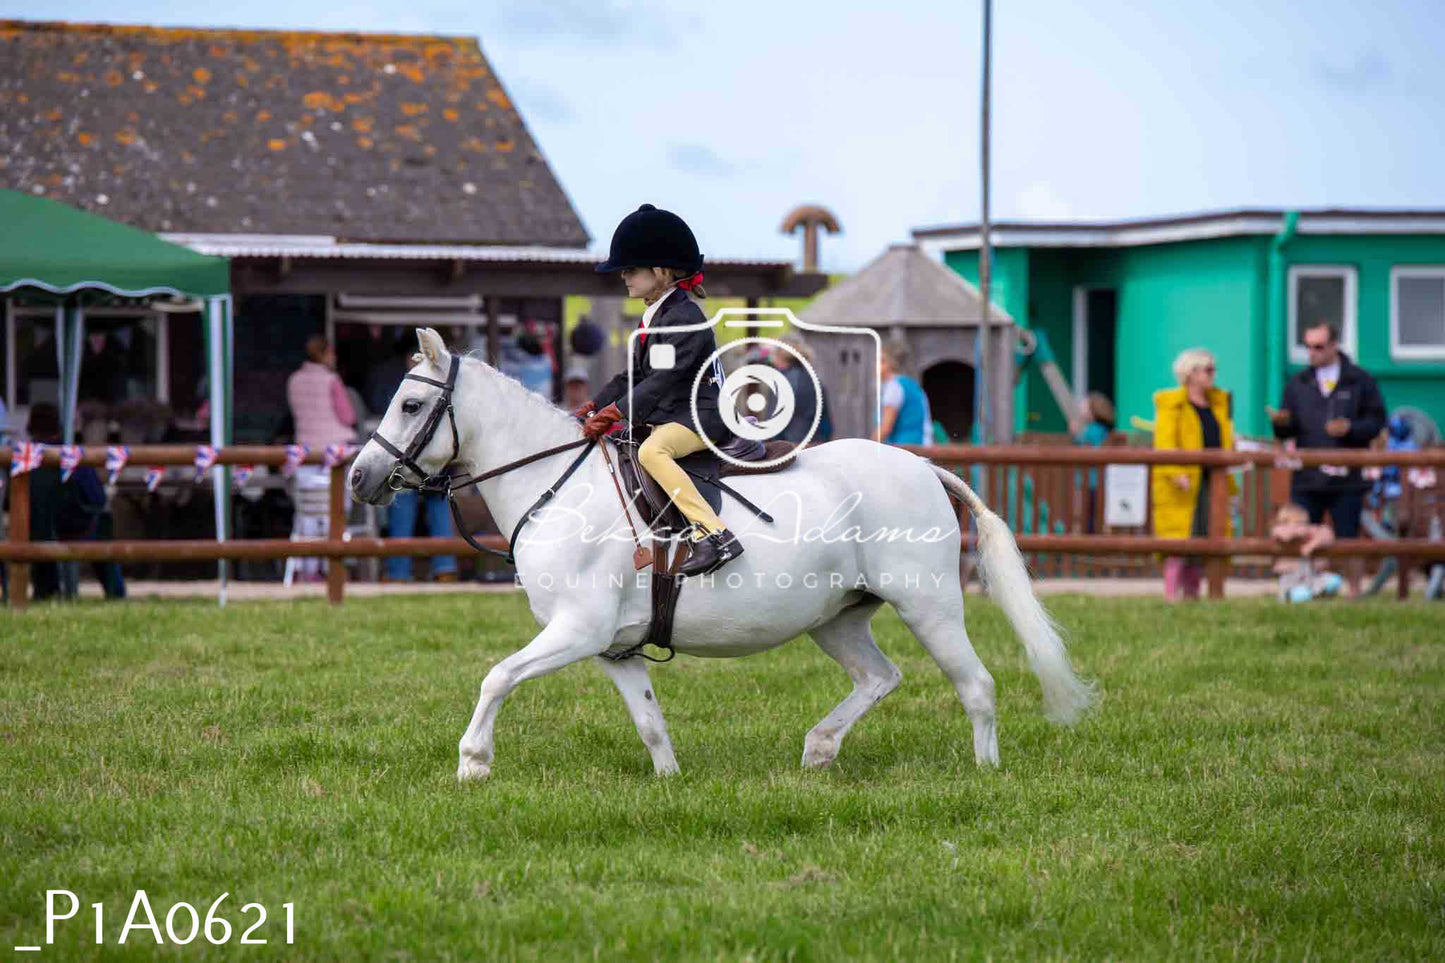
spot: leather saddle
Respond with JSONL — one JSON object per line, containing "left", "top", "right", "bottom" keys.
{"left": 602, "top": 429, "right": 799, "bottom": 663}
{"left": 613, "top": 430, "right": 798, "bottom": 539}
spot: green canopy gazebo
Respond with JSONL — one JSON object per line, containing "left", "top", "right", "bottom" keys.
{"left": 0, "top": 189, "right": 236, "bottom": 594}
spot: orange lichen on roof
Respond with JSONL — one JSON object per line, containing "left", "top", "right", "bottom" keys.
{"left": 0, "top": 19, "right": 586, "bottom": 245}
{"left": 302, "top": 91, "right": 345, "bottom": 112}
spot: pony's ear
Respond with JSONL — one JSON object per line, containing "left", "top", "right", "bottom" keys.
{"left": 416, "top": 327, "right": 447, "bottom": 368}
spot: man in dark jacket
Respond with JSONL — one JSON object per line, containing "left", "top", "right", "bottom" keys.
{"left": 1270, "top": 322, "right": 1386, "bottom": 593}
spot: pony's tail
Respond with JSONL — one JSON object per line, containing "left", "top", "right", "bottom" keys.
{"left": 931, "top": 465, "right": 1095, "bottom": 725}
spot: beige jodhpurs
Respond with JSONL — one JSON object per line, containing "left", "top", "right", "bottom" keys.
{"left": 637, "top": 422, "right": 726, "bottom": 537}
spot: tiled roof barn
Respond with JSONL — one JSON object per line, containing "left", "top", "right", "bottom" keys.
{"left": 0, "top": 20, "right": 589, "bottom": 246}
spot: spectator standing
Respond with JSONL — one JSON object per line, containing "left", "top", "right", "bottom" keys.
{"left": 2, "top": 403, "right": 122, "bottom": 601}
{"left": 1269, "top": 322, "right": 1386, "bottom": 596}
{"left": 772, "top": 331, "right": 823, "bottom": 445}
{"left": 287, "top": 336, "right": 357, "bottom": 449}
{"left": 500, "top": 321, "right": 555, "bottom": 400}
{"left": 877, "top": 340, "right": 932, "bottom": 446}
{"left": 1151, "top": 348, "right": 1238, "bottom": 601}
{"left": 1070, "top": 392, "right": 1116, "bottom": 534}
{"left": 363, "top": 334, "right": 414, "bottom": 420}
{"left": 562, "top": 364, "right": 592, "bottom": 413}
{"left": 286, "top": 336, "right": 357, "bottom": 580}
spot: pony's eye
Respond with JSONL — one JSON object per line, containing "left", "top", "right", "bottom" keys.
{"left": 402, "top": 399, "right": 423, "bottom": 415}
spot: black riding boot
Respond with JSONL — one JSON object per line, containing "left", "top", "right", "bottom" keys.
{"left": 678, "top": 528, "right": 744, "bottom": 577}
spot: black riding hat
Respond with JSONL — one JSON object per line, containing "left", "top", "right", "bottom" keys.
{"left": 594, "top": 203, "right": 704, "bottom": 274}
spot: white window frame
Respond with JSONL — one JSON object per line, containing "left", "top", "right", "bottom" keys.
{"left": 1287, "top": 265, "right": 1357, "bottom": 365}
{"left": 1389, "top": 265, "right": 1445, "bottom": 361}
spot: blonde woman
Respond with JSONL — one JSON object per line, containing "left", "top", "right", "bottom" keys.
{"left": 1151, "top": 348, "right": 1237, "bottom": 601}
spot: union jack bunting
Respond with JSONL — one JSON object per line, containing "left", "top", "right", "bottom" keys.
{"left": 1408, "top": 467, "right": 1438, "bottom": 490}
{"left": 282, "top": 444, "right": 310, "bottom": 477}
{"left": 233, "top": 465, "right": 255, "bottom": 487}
{"left": 105, "top": 446, "right": 131, "bottom": 486}
{"left": 10, "top": 441, "right": 44, "bottom": 477}
{"left": 144, "top": 466, "right": 165, "bottom": 493}
{"left": 59, "top": 445, "right": 83, "bottom": 483}
{"left": 323, "top": 443, "right": 353, "bottom": 469}
{"left": 193, "top": 445, "right": 220, "bottom": 482}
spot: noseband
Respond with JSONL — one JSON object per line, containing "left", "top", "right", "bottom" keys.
{"left": 370, "top": 355, "right": 462, "bottom": 494}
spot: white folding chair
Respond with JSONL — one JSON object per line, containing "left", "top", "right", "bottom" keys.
{"left": 284, "top": 476, "right": 384, "bottom": 586}
{"left": 283, "top": 482, "right": 338, "bottom": 587}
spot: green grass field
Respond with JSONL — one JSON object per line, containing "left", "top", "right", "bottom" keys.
{"left": 2, "top": 593, "right": 1442, "bottom": 961}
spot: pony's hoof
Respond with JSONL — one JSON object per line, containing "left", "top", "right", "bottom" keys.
{"left": 801, "top": 746, "right": 838, "bottom": 769}
{"left": 802, "top": 730, "right": 840, "bottom": 769}
{"left": 457, "top": 757, "right": 492, "bottom": 782}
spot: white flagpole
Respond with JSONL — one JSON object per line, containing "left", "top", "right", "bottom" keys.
{"left": 207, "top": 296, "right": 228, "bottom": 607}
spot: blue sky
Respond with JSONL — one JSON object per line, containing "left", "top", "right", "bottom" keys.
{"left": 6, "top": 0, "right": 1443, "bottom": 270}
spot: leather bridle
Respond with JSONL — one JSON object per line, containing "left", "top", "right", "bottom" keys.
{"left": 370, "top": 355, "right": 463, "bottom": 495}
{"left": 368, "top": 354, "right": 597, "bottom": 564}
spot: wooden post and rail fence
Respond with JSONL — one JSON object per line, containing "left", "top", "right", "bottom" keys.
{"left": 2, "top": 443, "right": 1442, "bottom": 609}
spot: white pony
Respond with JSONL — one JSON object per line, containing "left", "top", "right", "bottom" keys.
{"left": 350, "top": 329, "right": 1093, "bottom": 781}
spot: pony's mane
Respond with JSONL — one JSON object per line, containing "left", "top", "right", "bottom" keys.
{"left": 455, "top": 350, "right": 577, "bottom": 431}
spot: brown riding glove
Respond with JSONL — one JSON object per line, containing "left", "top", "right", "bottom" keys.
{"left": 582, "top": 403, "right": 623, "bottom": 440}
{"left": 570, "top": 399, "right": 596, "bottom": 420}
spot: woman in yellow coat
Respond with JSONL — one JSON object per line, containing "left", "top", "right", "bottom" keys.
{"left": 1151, "top": 348, "right": 1238, "bottom": 600}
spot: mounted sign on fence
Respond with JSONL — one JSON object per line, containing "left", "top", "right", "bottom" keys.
{"left": 1104, "top": 463, "right": 1149, "bottom": 528}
